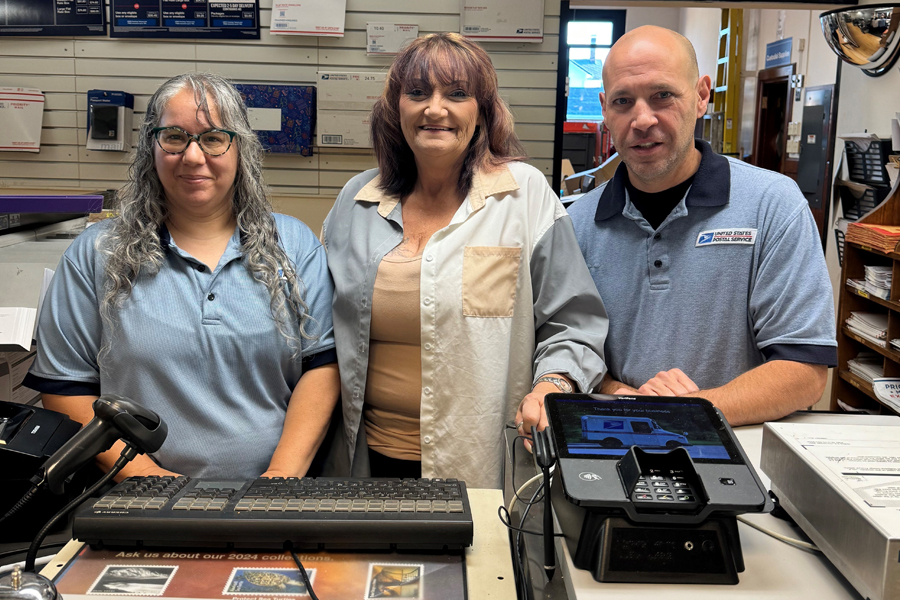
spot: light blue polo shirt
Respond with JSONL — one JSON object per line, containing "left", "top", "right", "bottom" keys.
{"left": 568, "top": 140, "right": 836, "bottom": 391}
{"left": 25, "top": 214, "right": 335, "bottom": 478}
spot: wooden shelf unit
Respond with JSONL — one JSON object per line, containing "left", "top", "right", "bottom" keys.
{"left": 831, "top": 188, "right": 900, "bottom": 415}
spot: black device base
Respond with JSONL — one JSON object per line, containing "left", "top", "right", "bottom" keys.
{"left": 566, "top": 511, "right": 743, "bottom": 584}
{"left": 0, "top": 401, "right": 83, "bottom": 542}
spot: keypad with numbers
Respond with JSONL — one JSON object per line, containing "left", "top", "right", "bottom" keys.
{"left": 631, "top": 469, "right": 700, "bottom": 510}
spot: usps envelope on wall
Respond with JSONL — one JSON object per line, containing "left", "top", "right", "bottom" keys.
{"left": 317, "top": 110, "right": 372, "bottom": 148}
{"left": 271, "top": 0, "right": 346, "bottom": 36}
{"left": 0, "top": 87, "right": 44, "bottom": 153}
{"left": 317, "top": 71, "right": 385, "bottom": 111}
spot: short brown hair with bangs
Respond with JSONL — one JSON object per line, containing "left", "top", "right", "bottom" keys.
{"left": 370, "top": 32, "right": 527, "bottom": 198}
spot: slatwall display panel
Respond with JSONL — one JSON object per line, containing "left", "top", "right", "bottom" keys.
{"left": 0, "top": 0, "right": 560, "bottom": 198}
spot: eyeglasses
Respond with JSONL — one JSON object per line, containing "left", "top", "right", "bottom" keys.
{"left": 151, "top": 126, "right": 236, "bottom": 156}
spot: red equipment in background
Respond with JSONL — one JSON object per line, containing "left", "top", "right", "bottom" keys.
{"left": 563, "top": 121, "right": 613, "bottom": 168}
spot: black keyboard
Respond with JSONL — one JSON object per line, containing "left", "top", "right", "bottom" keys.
{"left": 72, "top": 476, "right": 473, "bottom": 551}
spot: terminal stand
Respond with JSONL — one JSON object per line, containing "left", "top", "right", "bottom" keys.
{"left": 569, "top": 513, "right": 742, "bottom": 584}
{"left": 553, "top": 446, "right": 745, "bottom": 585}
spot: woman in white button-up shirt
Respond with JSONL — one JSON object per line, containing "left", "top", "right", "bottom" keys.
{"left": 323, "top": 34, "right": 609, "bottom": 489}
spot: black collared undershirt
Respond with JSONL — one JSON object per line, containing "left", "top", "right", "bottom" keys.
{"left": 625, "top": 174, "right": 695, "bottom": 231}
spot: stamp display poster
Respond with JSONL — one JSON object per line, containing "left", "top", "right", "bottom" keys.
{"left": 54, "top": 547, "right": 466, "bottom": 600}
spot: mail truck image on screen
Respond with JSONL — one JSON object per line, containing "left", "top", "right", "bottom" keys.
{"left": 579, "top": 416, "right": 691, "bottom": 449}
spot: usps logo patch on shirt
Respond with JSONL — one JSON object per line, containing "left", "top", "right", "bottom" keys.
{"left": 696, "top": 228, "right": 757, "bottom": 246}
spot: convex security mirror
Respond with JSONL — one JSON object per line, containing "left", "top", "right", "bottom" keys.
{"left": 820, "top": 5, "right": 900, "bottom": 77}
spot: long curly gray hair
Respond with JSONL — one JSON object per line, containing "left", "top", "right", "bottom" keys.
{"left": 98, "top": 72, "right": 313, "bottom": 355}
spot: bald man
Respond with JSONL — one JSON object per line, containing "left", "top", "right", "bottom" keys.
{"left": 568, "top": 26, "right": 837, "bottom": 426}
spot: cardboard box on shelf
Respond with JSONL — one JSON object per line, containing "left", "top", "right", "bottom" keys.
{"left": 563, "top": 153, "right": 621, "bottom": 196}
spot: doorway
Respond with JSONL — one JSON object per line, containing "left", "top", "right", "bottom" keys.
{"left": 551, "top": 2, "right": 625, "bottom": 194}
{"left": 751, "top": 64, "right": 794, "bottom": 173}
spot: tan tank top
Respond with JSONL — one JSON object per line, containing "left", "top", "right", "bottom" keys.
{"left": 363, "top": 254, "right": 422, "bottom": 461}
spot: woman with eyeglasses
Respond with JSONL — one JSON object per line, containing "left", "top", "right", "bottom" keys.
{"left": 24, "top": 73, "right": 339, "bottom": 480}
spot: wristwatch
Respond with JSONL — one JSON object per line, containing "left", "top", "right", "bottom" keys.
{"left": 535, "top": 375, "right": 574, "bottom": 393}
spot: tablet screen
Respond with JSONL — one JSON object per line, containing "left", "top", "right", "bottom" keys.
{"left": 545, "top": 395, "right": 742, "bottom": 464}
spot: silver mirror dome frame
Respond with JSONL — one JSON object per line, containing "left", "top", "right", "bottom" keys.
{"left": 820, "top": 4, "right": 900, "bottom": 77}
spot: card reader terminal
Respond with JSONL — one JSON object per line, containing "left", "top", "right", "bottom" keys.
{"left": 544, "top": 394, "right": 772, "bottom": 584}
{"left": 545, "top": 394, "right": 770, "bottom": 523}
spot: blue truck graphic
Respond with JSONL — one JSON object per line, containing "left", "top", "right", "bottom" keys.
{"left": 579, "top": 415, "right": 691, "bottom": 449}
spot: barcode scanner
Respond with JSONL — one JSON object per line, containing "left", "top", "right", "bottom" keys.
{"left": 34, "top": 395, "right": 168, "bottom": 494}
{"left": 0, "top": 395, "right": 168, "bottom": 577}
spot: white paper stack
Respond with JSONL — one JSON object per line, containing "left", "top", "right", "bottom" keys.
{"left": 864, "top": 265, "right": 892, "bottom": 300}
{"left": 891, "top": 338, "right": 900, "bottom": 351}
{"left": 0, "top": 307, "right": 36, "bottom": 352}
{"left": 847, "top": 352, "right": 884, "bottom": 382}
{"left": 847, "top": 278, "right": 867, "bottom": 292}
{"left": 836, "top": 398, "right": 879, "bottom": 414}
{"left": 846, "top": 311, "right": 889, "bottom": 347}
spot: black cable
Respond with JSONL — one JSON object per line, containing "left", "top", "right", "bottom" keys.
{"left": 498, "top": 503, "right": 566, "bottom": 537}
{"left": 504, "top": 425, "right": 535, "bottom": 600}
{"left": 0, "top": 485, "right": 42, "bottom": 526}
{"left": 509, "top": 493, "right": 532, "bottom": 600}
{"left": 506, "top": 430, "right": 549, "bottom": 508}
{"left": 0, "top": 542, "right": 66, "bottom": 562}
{"left": 514, "top": 481, "right": 543, "bottom": 598}
{"left": 506, "top": 424, "right": 536, "bottom": 506}
{"left": 506, "top": 521, "right": 525, "bottom": 600}
{"left": 541, "top": 467, "right": 555, "bottom": 578}
{"left": 289, "top": 550, "right": 319, "bottom": 600}
{"left": 531, "top": 426, "right": 556, "bottom": 580}
{"left": 25, "top": 443, "right": 138, "bottom": 572}
{"left": 506, "top": 423, "right": 524, "bottom": 504}
{"left": 500, "top": 504, "right": 544, "bottom": 536}
{"left": 503, "top": 425, "right": 560, "bottom": 597}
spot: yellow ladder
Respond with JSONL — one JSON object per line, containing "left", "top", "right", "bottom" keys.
{"left": 713, "top": 8, "right": 742, "bottom": 156}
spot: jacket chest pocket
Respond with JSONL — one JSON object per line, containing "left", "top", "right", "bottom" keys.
{"left": 462, "top": 246, "right": 522, "bottom": 318}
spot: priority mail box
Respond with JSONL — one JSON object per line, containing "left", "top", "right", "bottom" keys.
{"left": 0, "top": 87, "right": 44, "bottom": 153}
{"left": 317, "top": 110, "right": 372, "bottom": 148}
{"left": 317, "top": 71, "right": 385, "bottom": 111}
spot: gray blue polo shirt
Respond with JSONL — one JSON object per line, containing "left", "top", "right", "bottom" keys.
{"left": 568, "top": 140, "right": 836, "bottom": 391}
{"left": 25, "top": 214, "right": 335, "bottom": 478}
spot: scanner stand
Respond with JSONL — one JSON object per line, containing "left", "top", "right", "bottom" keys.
{"left": 571, "top": 512, "right": 743, "bottom": 584}
{"left": 558, "top": 446, "right": 744, "bottom": 584}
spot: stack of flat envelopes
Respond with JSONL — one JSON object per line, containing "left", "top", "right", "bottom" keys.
{"left": 846, "top": 311, "right": 888, "bottom": 347}
{"left": 846, "top": 223, "right": 900, "bottom": 254}
{"left": 864, "top": 265, "right": 892, "bottom": 300}
{"left": 847, "top": 351, "right": 884, "bottom": 382}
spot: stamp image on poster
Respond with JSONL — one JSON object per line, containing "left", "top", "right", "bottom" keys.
{"left": 224, "top": 567, "right": 316, "bottom": 595}
{"left": 365, "top": 563, "right": 424, "bottom": 599}
{"left": 86, "top": 565, "right": 178, "bottom": 596}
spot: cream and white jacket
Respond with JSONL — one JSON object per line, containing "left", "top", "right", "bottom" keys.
{"left": 323, "top": 162, "right": 608, "bottom": 489}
